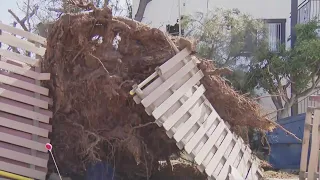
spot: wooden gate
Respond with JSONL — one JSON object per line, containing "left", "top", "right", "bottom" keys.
{"left": 130, "top": 48, "right": 263, "bottom": 180}
{"left": 0, "top": 22, "right": 51, "bottom": 180}
{"left": 299, "top": 96, "right": 320, "bottom": 180}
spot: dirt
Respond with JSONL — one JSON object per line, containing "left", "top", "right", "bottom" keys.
{"left": 42, "top": 3, "right": 274, "bottom": 179}
{"left": 263, "top": 171, "right": 298, "bottom": 179}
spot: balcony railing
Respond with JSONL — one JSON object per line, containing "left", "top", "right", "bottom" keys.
{"left": 298, "top": 0, "right": 320, "bottom": 24}
{"left": 297, "top": 89, "right": 320, "bottom": 114}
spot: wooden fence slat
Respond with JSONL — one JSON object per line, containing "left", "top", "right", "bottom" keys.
{"left": 205, "top": 132, "right": 233, "bottom": 176}
{"left": 0, "top": 116, "right": 49, "bottom": 137}
{"left": 0, "top": 147, "right": 47, "bottom": 167}
{"left": 184, "top": 112, "right": 219, "bottom": 154}
{"left": 0, "top": 161, "right": 46, "bottom": 180}
{"left": 307, "top": 109, "right": 320, "bottom": 180}
{"left": 0, "top": 102, "right": 50, "bottom": 123}
{"left": 194, "top": 123, "right": 226, "bottom": 164}
{"left": 0, "top": 132, "right": 47, "bottom": 152}
{"left": 0, "top": 22, "right": 46, "bottom": 46}
{"left": 0, "top": 61, "right": 50, "bottom": 80}
{"left": 152, "top": 70, "right": 203, "bottom": 119}
{"left": 0, "top": 88, "right": 48, "bottom": 109}
{"left": 0, "top": 49, "right": 39, "bottom": 66}
{"left": 159, "top": 48, "right": 191, "bottom": 74}
{"left": 0, "top": 32, "right": 46, "bottom": 56}
{"left": 247, "top": 161, "right": 259, "bottom": 180}
{"left": 173, "top": 101, "right": 206, "bottom": 142}
{"left": 300, "top": 108, "right": 312, "bottom": 177}
{"left": 141, "top": 59, "right": 197, "bottom": 107}
{"left": 0, "top": 74, "right": 49, "bottom": 95}
{"left": 218, "top": 139, "right": 241, "bottom": 180}
{"left": 163, "top": 85, "right": 205, "bottom": 131}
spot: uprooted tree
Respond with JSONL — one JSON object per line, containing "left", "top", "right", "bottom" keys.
{"left": 41, "top": 2, "right": 274, "bottom": 178}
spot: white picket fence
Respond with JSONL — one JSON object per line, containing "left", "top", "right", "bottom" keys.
{"left": 131, "top": 48, "right": 263, "bottom": 180}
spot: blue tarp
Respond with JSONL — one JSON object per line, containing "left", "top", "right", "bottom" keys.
{"left": 86, "top": 162, "right": 116, "bottom": 180}
{"left": 267, "top": 113, "right": 307, "bottom": 169}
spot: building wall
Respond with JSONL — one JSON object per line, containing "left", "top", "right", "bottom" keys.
{"left": 132, "top": 0, "right": 306, "bottom": 119}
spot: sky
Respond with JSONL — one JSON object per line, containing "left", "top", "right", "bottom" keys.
{"left": 0, "top": 0, "right": 21, "bottom": 24}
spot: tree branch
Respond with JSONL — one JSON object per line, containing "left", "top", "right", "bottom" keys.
{"left": 48, "top": 8, "right": 66, "bottom": 13}
{"left": 297, "top": 75, "right": 320, "bottom": 99}
{"left": 8, "top": 5, "right": 38, "bottom": 32}
{"left": 134, "top": 0, "right": 152, "bottom": 22}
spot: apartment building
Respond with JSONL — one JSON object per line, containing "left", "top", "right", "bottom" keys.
{"left": 133, "top": 0, "right": 319, "bottom": 119}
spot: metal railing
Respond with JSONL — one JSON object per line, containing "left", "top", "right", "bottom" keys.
{"left": 298, "top": 0, "right": 320, "bottom": 24}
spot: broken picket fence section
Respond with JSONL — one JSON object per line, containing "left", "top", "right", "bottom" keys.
{"left": 0, "top": 22, "right": 51, "bottom": 180}
{"left": 299, "top": 96, "right": 320, "bottom": 180}
{"left": 131, "top": 47, "right": 263, "bottom": 180}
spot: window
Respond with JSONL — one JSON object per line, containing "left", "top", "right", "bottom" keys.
{"left": 264, "top": 19, "right": 286, "bottom": 52}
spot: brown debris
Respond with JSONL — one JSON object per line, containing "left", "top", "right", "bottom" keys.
{"left": 43, "top": 5, "right": 274, "bottom": 178}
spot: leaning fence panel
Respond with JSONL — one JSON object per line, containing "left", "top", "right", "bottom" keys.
{"left": 131, "top": 47, "right": 263, "bottom": 180}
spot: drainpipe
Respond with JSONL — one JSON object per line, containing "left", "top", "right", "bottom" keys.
{"left": 178, "top": 0, "right": 182, "bottom": 36}
{"left": 291, "top": 0, "right": 298, "bottom": 116}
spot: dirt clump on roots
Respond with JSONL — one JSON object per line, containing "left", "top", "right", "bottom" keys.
{"left": 43, "top": 4, "right": 274, "bottom": 178}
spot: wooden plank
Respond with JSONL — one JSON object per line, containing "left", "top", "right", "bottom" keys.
{"left": 0, "top": 161, "right": 46, "bottom": 180}
{"left": 218, "top": 139, "right": 242, "bottom": 180}
{"left": 31, "top": 45, "right": 42, "bottom": 171}
{"left": 0, "top": 132, "right": 47, "bottom": 152}
{"left": 0, "top": 84, "right": 51, "bottom": 106}
{"left": 185, "top": 116, "right": 220, "bottom": 154}
{"left": 0, "top": 88, "right": 48, "bottom": 109}
{"left": 0, "top": 111, "right": 52, "bottom": 132}
{"left": 0, "top": 116, "right": 49, "bottom": 137}
{"left": 0, "top": 49, "right": 39, "bottom": 66}
{"left": 152, "top": 70, "right": 203, "bottom": 119}
{"left": 173, "top": 101, "right": 206, "bottom": 142}
{"left": 205, "top": 132, "right": 233, "bottom": 176}
{"left": 194, "top": 123, "right": 226, "bottom": 165}
{"left": 0, "top": 22, "right": 46, "bottom": 46}
{"left": 247, "top": 161, "right": 259, "bottom": 180}
{"left": 307, "top": 109, "right": 320, "bottom": 180}
{"left": 141, "top": 59, "right": 197, "bottom": 107}
{"left": 163, "top": 85, "right": 205, "bottom": 131}
{"left": 0, "top": 61, "right": 50, "bottom": 80}
{"left": 176, "top": 104, "right": 217, "bottom": 144}
{"left": 0, "top": 102, "right": 50, "bottom": 123}
{"left": 0, "top": 32, "right": 46, "bottom": 56}
{"left": 300, "top": 108, "right": 312, "bottom": 176}
{"left": 0, "top": 74, "right": 49, "bottom": 95}
{"left": 159, "top": 48, "right": 191, "bottom": 74}
{"left": 0, "top": 97, "right": 52, "bottom": 118}
{"left": 0, "top": 147, "right": 47, "bottom": 167}
{"left": 238, "top": 149, "right": 250, "bottom": 177}
{"left": 0, "top": 126, "right": 49, "bottom": 144}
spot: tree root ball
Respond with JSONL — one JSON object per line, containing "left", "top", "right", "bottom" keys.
{"left": 43, "top": 7, "right": 273, "bottom": 178}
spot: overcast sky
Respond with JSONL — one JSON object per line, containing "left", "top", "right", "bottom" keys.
{"left": 0, "top": 0, "right": 22, "bottom": 24}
